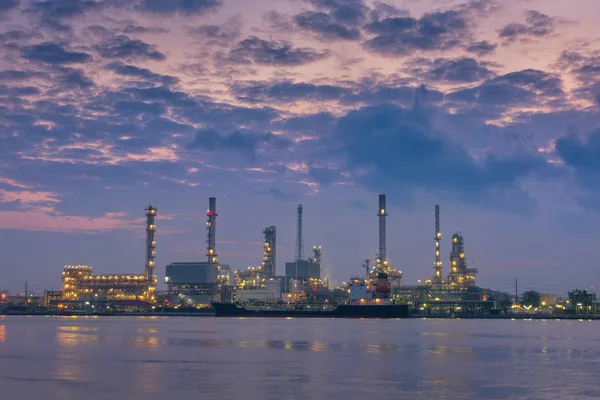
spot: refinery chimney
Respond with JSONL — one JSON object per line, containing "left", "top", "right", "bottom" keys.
{"left": 377, "top": 194, "right": 387, "bottom": 264}
{"left": 206, "top": 197, "right": 218, "bottom": 266}
{"left": 145, "top": 204, "right": 157, "bottom": 301}
{"left": 434, "top": 205, "right": 442, "bottom": 283}
{"left": 295, "top": 204, "right": 304, "bottom": 261}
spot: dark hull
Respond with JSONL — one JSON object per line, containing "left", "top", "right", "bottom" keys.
{"left": 212, "top": 303, "right": 410, "bottom": 318}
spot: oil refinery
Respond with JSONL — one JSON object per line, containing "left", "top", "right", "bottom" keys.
{"left": 30, "top": 192, "right": 520, "bottom": 317}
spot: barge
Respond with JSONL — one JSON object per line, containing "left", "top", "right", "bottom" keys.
{"left": 211, "top": 302, "right": 410, "bottom": 318}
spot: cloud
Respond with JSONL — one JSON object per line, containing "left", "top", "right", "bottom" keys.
{"left": 21, "top": 42, "right": 92, "bottom": 64}
{"left": 326, "top": 103, "right": 550, "bottom": 213}
{"left": 123, "top": 24, "right": 169, "bottom": 34}
{"left": 93, "top": 34, "right": 165, "bottom": 61}
{"left": 26, "top": 0, "right": 101, "bottom": 32}
{"left": 556, "top": 130, "right": 600, "bottom": 172}
{"left": 555, "top": 129, "right": 600, "bottom": 211}
{"left": 293, "top": 11, "right": 361, "bottom": 41}
{"left": 231, "top": 81, "right": 350, "bottom": 103}
{"left": 304, "top": 0, "right": 368, "bottom": 26}
{"left": 186, "top": 20, "right": 240, "bottom": 45}
{"left": 230, "top": 79, "right": 442, "bottom": 108}
{"left": 226, "top": 36, "right": 329, "bottom": 66}
{"left": 466, "top": 40, "right": 497, "bottom": 56}
{"left": 106, "top": 61, "right": 178, "bottom": 85}
{"left": 0, "top": 188, "right": 60, "bottom": 204}
{"left": 0, "top": 176, "right": 31, "bottom": 189}
{"left": 0, "top": 0, "right": 19, "bottom": 11}
{"left": 553, "top": 50, "right": 600, "bottom": 104}
{"left": 138, "top": 0, "right": 222, "bottom": 15}
{"left": 425, "top": 57, "right": 495, "bottom": 83}
{"left": 0, "top": 69, "right": 48, "bottom": 80}
{"left": 0, "top": 30, "right": 41, "bottom": 43}
{"left": 188, "top": 128, "right": 290, "bottom": 161}
{"left": 446, "top": 69, "right": 565, "bottom": 109}
{"left": 499, "top": 10, "right": 566, "bottom": 43}
{"left": 362, "top": 9, "right": 470, "bottom": 56}
{"left": 0, "top": 205, "right": 146, "bottom": 232}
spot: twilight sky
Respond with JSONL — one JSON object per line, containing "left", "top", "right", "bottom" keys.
{"left": 1, "top": 0, "right": 600, "bottom": 295}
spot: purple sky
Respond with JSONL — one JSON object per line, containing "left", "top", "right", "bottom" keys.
{"left": 1, "top": 0, "right": 600, "bottom": 295}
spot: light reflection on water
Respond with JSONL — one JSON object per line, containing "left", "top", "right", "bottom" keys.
{"left": 0, "top": 317, "right": 598, "bottom": 399}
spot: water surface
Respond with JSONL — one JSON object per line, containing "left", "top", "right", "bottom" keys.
{"left": 0, "top": 316, "right": 598, "bottom": 399}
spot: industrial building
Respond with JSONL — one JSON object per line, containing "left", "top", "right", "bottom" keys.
{"left": 369, "top": 195, "right": 402, "bottom": 289}
{"left": 284, "top": 205, "right": 322, "bottom": 280}
{"left": 59, "top": 205, "right": 158, "bottom": 305}
{"left": 235, "top": 225, "right": 277, "bottom": 289}
{"left": 164, "top": 197, "right": 225, "bottom": 305}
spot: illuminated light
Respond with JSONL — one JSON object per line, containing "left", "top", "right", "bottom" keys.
{"left": 380, "top": 209, "right": 385, "bottom": 214}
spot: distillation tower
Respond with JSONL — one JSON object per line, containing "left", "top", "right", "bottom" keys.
{"left": 61, "top": 205, "right": 157, "bottom": 303}
{"left": 371, "top": 194, "right": 402, "bottom": 288}
{"left": 145, "top": 205, "right": 157, "bottom": 301}
{"left": 433, "top": 205, "right": 443, "bottom": 284}
{"left": 295, "top": 204, "right": 304, "bottom": 261}
{"left": 447, "top": 232, "right": 478, "bottom": 286}
{"left": 262, "top": 226, "right": 276, "bottom": 279}
{"left": 206, "top": 197, "right": 218, "bottom": 267}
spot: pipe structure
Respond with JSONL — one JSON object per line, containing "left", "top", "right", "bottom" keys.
{"left": 145, "top": 205, "right": 157, "bottom": 302}
{"left": 295, "top": 204, "right": 304, "bottom": 261}
{"left": 206, "top": 197, "right": 218, "bottom": 266}
{"left": 434, "top": 205, "right": 443, "bottom": 283}
{"left": 311, "top": 246, "right": 322, "bottom": 264}
{"left": 262, "top": 226, "right": 276, "bottom": 278}
{"left": 377, "top": 194, "right": 387, "bottom": 265}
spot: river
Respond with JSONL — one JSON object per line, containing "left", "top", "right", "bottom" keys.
{"left": 0, "top": 316, "right": 598, "bottom": 399}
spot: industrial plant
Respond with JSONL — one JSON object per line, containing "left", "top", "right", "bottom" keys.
{"left": 28, "top": 191, "right": 529, "bottom": 317}
{"left": 57, "top": 205, "right": 158, "bottom": 309}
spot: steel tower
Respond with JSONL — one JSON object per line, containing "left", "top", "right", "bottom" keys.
{"left": 433, "top": 205, "right": 443, "bottom": 283}
{"left": 377, "top": 194, "right": 387, "bottom": 266}
{"left": 206, "top": 197, "right": 218, "bottom": 266}
{"left": 262, "top": 226, "right": 276, "bottom": 278}
{"left": 145, "top": 205, "right": 157, "bottom": 301}
{"left": 295, "top": 204, "right": 304, "bottom": 261}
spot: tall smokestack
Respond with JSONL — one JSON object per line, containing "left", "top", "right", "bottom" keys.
{"left": 295, "top": 204, "right": 304, "bottom": 261}
{"left": 206, "top": 197, "right": 218, "bottom": 266}
{"left": 378, "top": 194, "right": 387, "bottom": 264}
{"left": 145, "top": 204, "right": 157, "bottom": 301}
{"left": 434, "top": 205, "right": 442, "bottom": 283}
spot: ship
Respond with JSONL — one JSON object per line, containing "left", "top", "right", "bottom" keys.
{"left": 211, "top": 301, "right": 409, "bottom": 318}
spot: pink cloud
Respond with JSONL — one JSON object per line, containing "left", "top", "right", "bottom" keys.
{"left": 0, "top": 206, "right": 144, "bottom": 233}
{"left": 19, "top": 140, "right": 179, "bottom": 166}
{"left": 0, "top": 189, "right": 60, "bottom": 204}
{"left": 0, "top": 177, "right": 32, "bottom": 189}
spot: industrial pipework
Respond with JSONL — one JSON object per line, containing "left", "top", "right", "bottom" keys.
{"left": 434, "top": 205, "right": 443, "bottom": 283}
{"left": 145, "top": 205, "right": 157, "bottom": 286}
{"left": 207, "top": 197, "right": 218, "bottom": 266}
{"left": 263, "top": 226, "right": 276, "bottom": 278}
{"left": 378, "top": 194, "right": 387, "bottom": 265}
{"left": 311, "top": 246, "right": 322, "bottom": 264}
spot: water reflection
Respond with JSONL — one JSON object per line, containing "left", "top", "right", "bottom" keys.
{"left": 54, "top": 355, "right": 82, "bottom": 381}
{"left": 167, "top": 338, "right": 412, "bottom": 354}
{"left": 133, "top": 361, "right": 160, "bottom": 394}
{"left": 2, "top": 318, "right": 600, "bottom": 400}
{"left": 56, "top": 325, "right": 99, "bottom": 347}
{"left": 135, "top": 336, "right": 160, "bottom": 348}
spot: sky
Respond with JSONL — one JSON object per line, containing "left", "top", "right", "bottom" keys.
{"left": 1, "top": 0, "right": 600, "bottom": 295}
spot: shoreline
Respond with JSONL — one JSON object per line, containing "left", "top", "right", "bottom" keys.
{"left": 0, "top": 311, "right": 597, "bottom": 320}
